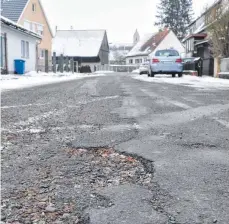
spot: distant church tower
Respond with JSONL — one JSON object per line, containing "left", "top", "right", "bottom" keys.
{"left": 133, "top": 29, "right": 140, "bottom": 45}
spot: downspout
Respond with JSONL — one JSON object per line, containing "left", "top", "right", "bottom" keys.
{"left": 36, "top": 39, "right": 42, "bottom": 72}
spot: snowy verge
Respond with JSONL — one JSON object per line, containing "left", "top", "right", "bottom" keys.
{"left": 1, "top": 72, "right": 104, "bottom": 91}
{"left": 132, "top": 74, "right": 229, "bottom": 90}
{"left": 132, "top": 69, "right": 140, "bottom": 73}
{"left": 93, "top": 71, "right": 114, "bottom": 74}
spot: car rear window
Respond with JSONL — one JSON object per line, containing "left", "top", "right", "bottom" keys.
{"left": 155, "top": 50, "right": 179, "bottom": 57}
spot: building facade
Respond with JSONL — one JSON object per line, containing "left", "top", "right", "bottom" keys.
{"left": 1, "top": 0, "right": 53, "bottom": 72}
{"left": 1, "top": 16, "right": 41, "bottom": 73}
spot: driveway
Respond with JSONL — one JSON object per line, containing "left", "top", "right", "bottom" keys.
{"left": 1, "top": 73, "right": 229, "bottom": 224}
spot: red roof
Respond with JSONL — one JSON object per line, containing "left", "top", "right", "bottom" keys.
{"left": 140, "top": 28, "right": 170, "bottom": 52}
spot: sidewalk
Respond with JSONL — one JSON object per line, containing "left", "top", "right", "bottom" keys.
{"left": 1, "top": 71, "right": 105, "bottom": 91}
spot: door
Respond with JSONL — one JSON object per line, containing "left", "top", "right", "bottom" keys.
{"left": 45, "top": 49, "right": 49, "bottom": 73}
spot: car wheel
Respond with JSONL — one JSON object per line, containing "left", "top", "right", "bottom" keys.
{"left": 139, "top": 72, "right": 142, "bottom": 75}
{"left": 172, "top": 73, "right": 176, "bottom": 78}
{"left": 150, "top": 71, "right": 155, "bottom": 77}
{"left": 178, "top": 73, "right": 183, "bottom": 77}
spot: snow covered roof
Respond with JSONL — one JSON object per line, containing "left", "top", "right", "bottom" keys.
{"left": 53, "top": 30, "right": 106, "bottom": 57}
{"left": 126, "top": 29, "right": 170, "bottom": 58}
{"left": 1, "top": 15, "right": 42, "bottom": 39}
{"left": 126, "top": 33, "right": 153, "bottom": 57}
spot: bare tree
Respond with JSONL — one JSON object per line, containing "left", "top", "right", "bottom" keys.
{"left": 112, "top": 50, "right": 125, "bottom": 64}
{"left": 207, "top": 0, "right": 229, "bottom": 58}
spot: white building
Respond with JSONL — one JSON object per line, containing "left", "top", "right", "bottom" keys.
{"left": 126, "top": 28, "right": 185, "bottom": 65}
{"left": 1, "top": 16, "right": 41, "bottom": 74}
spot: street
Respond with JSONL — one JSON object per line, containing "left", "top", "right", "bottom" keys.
{"left": 1, "top": 73, "right": 229, "bottom": 224}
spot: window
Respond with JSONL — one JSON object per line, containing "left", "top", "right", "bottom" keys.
{"left": 21, "top": 40, "right": 25, "bottom": 58}
{"left": 31, "top": 23, "right": 36, "bottom": 32}
{"left": 37, "top": 24, "right": 44, "bottom": 36}
{"left": 21, "top": 40, "right": 29, "bottom": 58}
{"left": 139, "top": 59, "right": 142, "bottom": 63}
{"left": 26, "top": 41, "right": 29, "bottom": 58}
{"left": 40, "top": 49, "right": 45, "bottom": 58}
{"left": 24, "top": 21, "right": 31, "bottom": 30}
{"left": 32, "top": 3, "right": 36, "bottom": 12}
{"left": 129, "top": 59, "right": 133, "bottom": 64}
{"left": 155, "top": 50, "right": 179, "bottom": 56}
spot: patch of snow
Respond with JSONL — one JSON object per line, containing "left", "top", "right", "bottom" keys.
{"left": 132, "top": 74, "right": 229, "bottom": 90}
{"left": 1, "top": 16, "right": 41, "bottom": 39}
{"left": 132, "top": 69, "right": 140, "bottom": 73}
{"left": 1, "top": 72, "right": 104, "bottom": 91}
{"left": 219, "top": 72, "right": 229, "bottom": 75}
{"left": 93, "top": 71, "right": 114, "bottom": 74}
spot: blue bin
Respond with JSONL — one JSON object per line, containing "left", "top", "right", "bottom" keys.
{"left": 14, "top": 59, "right": 25, "bottom": 75}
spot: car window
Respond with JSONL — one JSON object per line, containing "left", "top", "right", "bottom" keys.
{"left": 155, "top": 50, "right": 179, "bottom": 57}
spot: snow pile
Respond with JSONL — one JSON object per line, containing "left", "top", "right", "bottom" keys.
{"left": 1, "top": 72, "right": 104, "bottom": 91}
{"left": 132, "top": 69, "right": 140, "bottom": 73}
{"left": 132, "top": 74, "right": 229, "bottom": 90}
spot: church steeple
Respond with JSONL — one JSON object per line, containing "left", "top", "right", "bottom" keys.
{"left": 133, "top": 29, "right": 140, "bottom": 45}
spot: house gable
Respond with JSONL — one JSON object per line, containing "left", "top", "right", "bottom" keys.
{"left": 17, "top": 0, "right": 53, "bottom": 55}
{"left": 99, "top": 31, "right": 109, "bottom": 64}
{"left": 149, "top": 31, "right": 185, "bottom": 57}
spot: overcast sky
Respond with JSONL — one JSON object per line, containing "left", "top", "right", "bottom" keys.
{"left": 41, "top": 0, "right": 216, "bottom": 43}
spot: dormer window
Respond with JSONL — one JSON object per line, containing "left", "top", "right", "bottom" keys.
{"left": 32, "top": 3, "right": 36, "bottom": 12}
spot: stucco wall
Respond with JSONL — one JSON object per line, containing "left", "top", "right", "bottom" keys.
{"left": 126, "top": 56, "right": 148, "bottom": 65}
{"left": 2, "top": 24, "right": 38, "bottom": 73}
{"left": 18, "top": 0, "right": 52, "bottom": 64}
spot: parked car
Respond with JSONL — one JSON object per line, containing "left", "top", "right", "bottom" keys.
{"left": 148, "top": 49, "right": 183, "bottom": 77}
{"left": 139, "top": 62, "right": 149, "bottom": 75}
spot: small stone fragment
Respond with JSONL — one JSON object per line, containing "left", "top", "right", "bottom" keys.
{"left": 45, "top": 205, "right": 56, "bottom": 212}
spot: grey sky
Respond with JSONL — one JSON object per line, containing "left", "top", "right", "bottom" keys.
{"left": 41, "top": 0, "right": 216, "bottom": 43}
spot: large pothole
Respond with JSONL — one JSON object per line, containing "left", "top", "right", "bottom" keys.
{"left": 2, "top": 147, "right": 155, "bottom": 224}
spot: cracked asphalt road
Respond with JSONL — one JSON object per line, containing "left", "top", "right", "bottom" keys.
{"left": 1, "top": 73, "right": 229, "bottom": 224}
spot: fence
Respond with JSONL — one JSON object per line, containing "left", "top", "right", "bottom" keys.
{"left": 95, "top": 64, "right": 139, "bottom": 73}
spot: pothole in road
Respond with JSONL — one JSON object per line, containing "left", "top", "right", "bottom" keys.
{"left": 64, "top": 147, "right": 154, "bottom": 188}
{"left": 2, "top": 147, "right": 155, "bottom": 224}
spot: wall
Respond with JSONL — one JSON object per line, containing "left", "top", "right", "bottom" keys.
{"left": 1, "top": 24, "right": 37, "bottom": 73}
{"left": 18, "top": 0, "right": 53, "bottom": 65}
{"left": 220, "top": 58, "right": 229, "bottom": 72}
{"left": 150, "top": 31, "right": 185, "bottom": 57}
{"left": 126, "top": 56, "right": 148, "bottom": 65}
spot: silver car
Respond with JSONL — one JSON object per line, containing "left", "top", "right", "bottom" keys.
{"left": 148, "top": 49, "right": 183, "bottom": 77}
{"left": 139, "top": 61, "right": 149, "bottom": 75}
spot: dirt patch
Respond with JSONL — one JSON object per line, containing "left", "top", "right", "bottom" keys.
{"left": 2, "top": 147, "right": 154, "bottom": 224}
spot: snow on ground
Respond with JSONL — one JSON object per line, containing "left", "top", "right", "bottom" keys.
{"left": 132, "top": 69, "right": 140, "bottom": 73}
{"left": 94, "top": 71, "right": 114, "bottom": 74}
{"left": 132, "top": 74, "right": 229, "bottom": 90}
{"left": 1, "top": 72, "right": 104, "bottom": 91}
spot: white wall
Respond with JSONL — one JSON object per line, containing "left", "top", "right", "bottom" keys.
{"left": 149, "top": 31, "right": 185, "bottom": 57}
{"left": 2, "top": 24, "right": 38, "bottom": 73}
{"left": 126, "top": 56, "right": 148, "bottom": 65}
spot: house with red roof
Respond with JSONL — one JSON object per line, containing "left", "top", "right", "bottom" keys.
{"left": 125, "top": 28, "right": 185, "bottom": 65}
